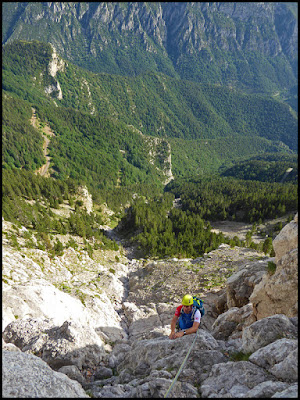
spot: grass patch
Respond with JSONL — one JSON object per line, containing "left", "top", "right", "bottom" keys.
{"left": 267, "top": 261, "right": 277, "bottom": 275}
{"left": 230, "top": 351, "right": 252, "bottom": 361}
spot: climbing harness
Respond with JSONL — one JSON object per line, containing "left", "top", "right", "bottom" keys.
{"left": 164, "top": 329, "right": 199, "bottom": 398}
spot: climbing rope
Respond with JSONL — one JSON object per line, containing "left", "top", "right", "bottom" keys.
{"left": 164, "top": 329, "right": 199, "bottom": 398}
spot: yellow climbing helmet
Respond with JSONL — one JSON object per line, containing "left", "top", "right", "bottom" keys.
{"left": 182, "top": 294, "right": 193, "bottom": 306}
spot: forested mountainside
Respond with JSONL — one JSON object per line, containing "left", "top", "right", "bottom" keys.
{"left": 2, "top": 2, "right": 298, "bottom": 109}
{"left": 2, "top": 40, "right": 297, "bottom": 176}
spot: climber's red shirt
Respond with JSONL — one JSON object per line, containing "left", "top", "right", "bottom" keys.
{"left": 175, "top": 305, "right": 183, "bottom": 317}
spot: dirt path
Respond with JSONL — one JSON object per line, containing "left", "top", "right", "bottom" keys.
{"left": 210, "top": 220, "right": 262, "bottom": 243}
{"left": 31, "top": 108, "right": 55, "bottom": 177}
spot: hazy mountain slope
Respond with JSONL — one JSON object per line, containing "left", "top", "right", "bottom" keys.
{"left": 2, "top": 2, "right": 298, "bottom": 102}
{"left": 2, "top": 40, "right": 297, "bottom": 189}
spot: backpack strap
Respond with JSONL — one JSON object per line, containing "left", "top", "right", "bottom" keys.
{"left": 180, "top": 305, "right": 196, "bottom": 321}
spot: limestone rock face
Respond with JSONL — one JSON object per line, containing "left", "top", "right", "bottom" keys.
{"left": 3, "top": 318, "right": 107, "bottom": 371}
{"left": 2, "top": 350, "right": 89, "bottom": 398}
{"left": 212, "top": 303, "right": 255, "bottom": 340}
{"left": 241, "top": 314, "right": 298, "bottom": 353}
{"left": 249, "top": 338, "right": 298, "bottom": 382}
{"left": 250, "top": 213, "right": 298, "bottom": 320}
{"left": 76, "top": 186, "right": 93, "bottom": 214}
{"left": 226, "top": 257, "right": 270, "bottom": 308}
{"left": 200, "top": 361, "right": 277, "bottom": 398}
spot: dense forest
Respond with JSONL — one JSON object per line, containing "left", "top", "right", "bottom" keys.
{"left": 119, "top": 191, "right": 285, "bottom": 259}
{"left": 165, "top": 176, "right": 297, "bottom": 223}
{"left": 220, "top": 153, "right": 298, "bottom": 183}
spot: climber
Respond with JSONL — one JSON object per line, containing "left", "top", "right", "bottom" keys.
{"left": 169, "top": 294, "right": 201, "bottom": 339}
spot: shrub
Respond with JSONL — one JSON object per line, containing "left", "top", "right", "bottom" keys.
{"left": 230, "top": 351, "right": 252, "bottom": 361}
{"left": 267, "top": 261, "right": 277, "bottom": 275}
{"left": 66, "top": 237, "right": 78, "bottom": 250}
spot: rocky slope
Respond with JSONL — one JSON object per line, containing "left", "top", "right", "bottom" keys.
{"left": 2, "top": 212, "right": 298, "bottom": 397}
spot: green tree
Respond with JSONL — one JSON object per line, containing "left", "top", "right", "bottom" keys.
{"left": 262, "top": 237, "right": 273, "bottom": 255}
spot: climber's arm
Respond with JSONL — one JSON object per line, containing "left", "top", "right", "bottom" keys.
{"left": 169, "top": 315, "right": 178, "bottom": 339}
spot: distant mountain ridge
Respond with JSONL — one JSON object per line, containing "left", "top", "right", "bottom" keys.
{"left": 2, "top": 2, "right": 298, "bottom": 102}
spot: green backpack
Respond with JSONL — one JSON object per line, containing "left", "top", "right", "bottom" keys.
{"left": 192, "top": 296, "right": 205, "bottom": 317}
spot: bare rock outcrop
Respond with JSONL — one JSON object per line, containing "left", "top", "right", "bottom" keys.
{"left": 250, "top": 213, "right": 298, "bottom": 320}
{"left": 225, "top": 256, "right": 270, "bottom": 308}
{"left": 76, "top": 185, "right": 93, "bottom": 214}
{"left": 241, "top": 314, "right": 298, "bottom": 353}
{"left": 211, "top": 303, "right": 255, "bottom": 340}
{"left": 2, "top": 350, "right": 88, "bottom": 398}
{"left": 3, "top": 318, "right": 107, "bottom": 371}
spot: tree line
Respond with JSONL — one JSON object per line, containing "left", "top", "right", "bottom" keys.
{"left": 165, "top": 176, "right": 297, "bottom": 223}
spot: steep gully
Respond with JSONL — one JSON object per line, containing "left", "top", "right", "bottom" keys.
{"left": 104, "top": 227, "right": 138, "bottom": 338}
{"left": 31, "top": 108, "right": 55, "bottom": 178}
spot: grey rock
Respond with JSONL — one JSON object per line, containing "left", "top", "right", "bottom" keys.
{"left": 94, "top": 365, "right": 113, "bottom": 380}
{"left": 90, "top": 383, "right": 136, "bottom": 398}
{"left": 212, "top": 303, "right": 254, "bottom": 340}
{"left": 2, "top": 350, "right": 88, "bottom": 398}
{"left": 3, "top": 317, "right": 53, "bottom": 350}
{"left": 269, "top": 348, "right": 298, "bottom": 382}
{"left": 271, "top": 383, "right": 298, "bottom": 398}
{"left": 249, "top": 338, "right": 298, "bottom": 370}
{"left": 226, "top": 259, "right": 269, "bottom": 308}
{"left": 290, "top": 316, "right": 298, "bottom": 328}
{"left": 3, "top": 318, "right": 106, "bottom": 370}
{"left": 2, "top": 338, "right": 21, "bottom": 352}
{"left": 240, "top": 381, "right": 290, "bottom": 398}
{"left": 250, "top": 214, "right": 298, "bottom": 320}
{"left": 201, "top": 361, "right": 276, "bottom": 398}
{"left": 146, "top": 378, "right": 199, "bottom": 398}
{"left": 57, "top": 365, "right": 86, "bottom": 385}
{"left": 108, "top": 342, "right": 131, "bottom": 368}
{"left": 117, "top": 330, "right": 220, "bottom": 379}
{"left": 242, "top": 314, "right": 297, "bottom": 353}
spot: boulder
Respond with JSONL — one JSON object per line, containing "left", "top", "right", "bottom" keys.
{"left": 271, "top": 383, "right": 298, "bottom": 398}
{"left": 200, "top": 361, "right": 276, "bottom": 398}
{"left": 248, "top": 338, "right": 298, "bottom": 370}
{"left": 2, "top": 350, "right": 88, "bottom": 397}
{"left": 249, "top": 338, "right": 298, "bottom": 382}
{"left": 250, "top": 214, "right": 298, "bottom": 320}
{"left": 239, "top": 381, "right": 290, "bottom": 398}
{"left": 3, "top": 318, "right": 107, "bottom": 371}
{"left": 94, "top": 365, "right": 113, "bottom": 380}
{"left": 108, "top": 342, "right": 132, "bottom": 369}
{"left": 88, "top": 373, "right": 199, "bottom": 398}
{"left": 116, "top": 330, "right": 221, "bottom": 383}
{"left": 57, "top": 365, "right": 86, "bottom": 385}
{"left": 212, "top": 303, "right": 255, "bottom": 340}
{"left": 269, "top": 348, "right": 298, "bottom": 382}
{"left": 226, "top": 258, "right": 269, "bottom": 308}
{"left": 241, "top": 314, "right": 298, "bottom": 353}
{"left": 273, "top": 213, "right": 298, "bottom": 261}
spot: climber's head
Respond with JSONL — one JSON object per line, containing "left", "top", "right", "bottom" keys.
{"left": 182, "top": 294, "right": 193, "bottom": 313}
